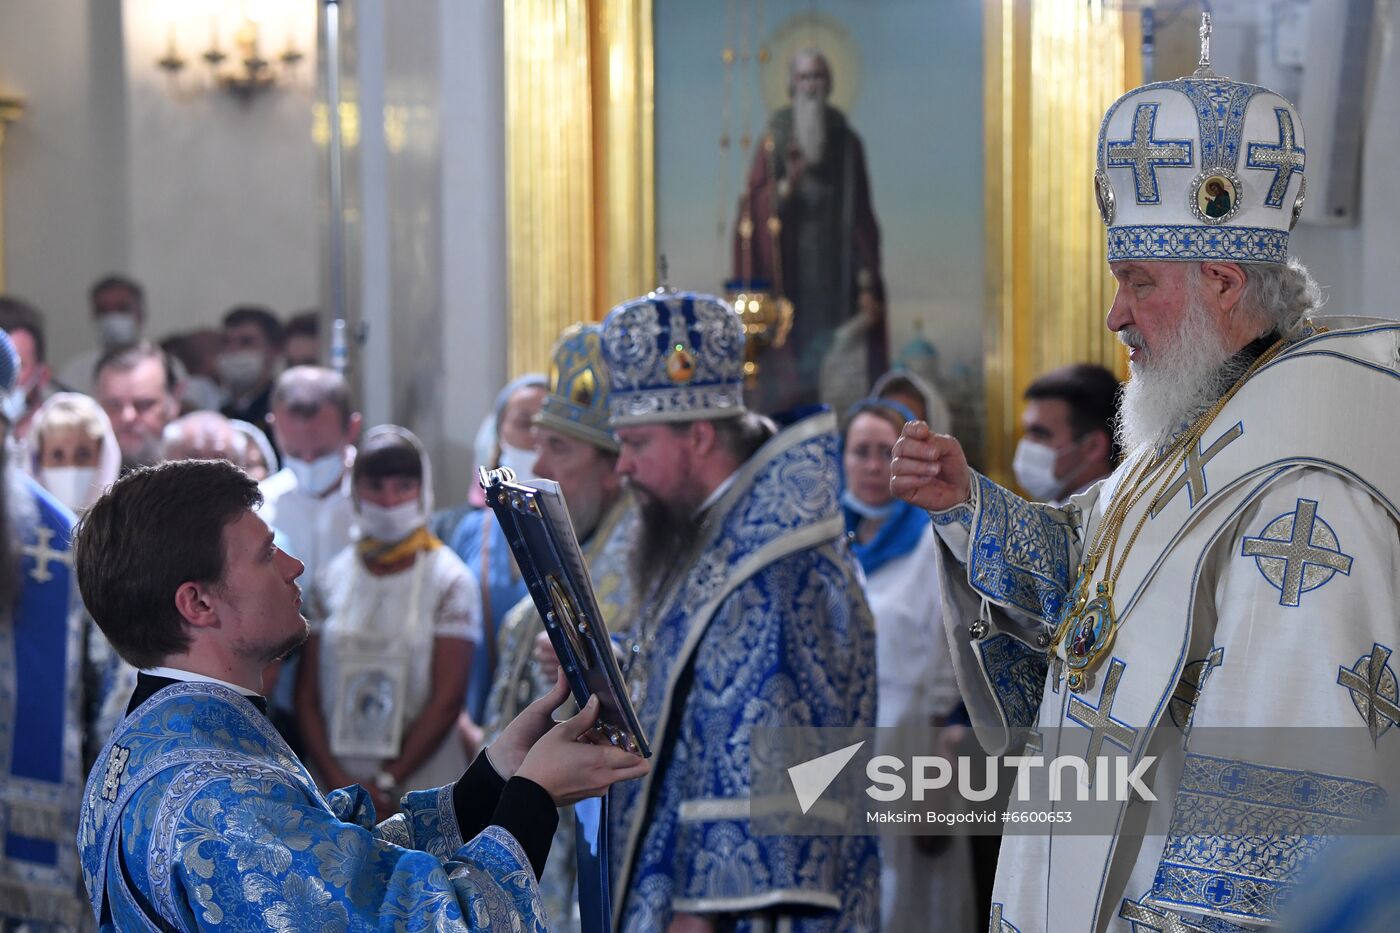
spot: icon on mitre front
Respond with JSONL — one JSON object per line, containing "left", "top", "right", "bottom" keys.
{"left": 667, "top": 345, "right": 697, "bottom": 384}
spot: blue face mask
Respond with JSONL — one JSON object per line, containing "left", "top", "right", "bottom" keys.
{"left": 841, "top": 487, "right": 900, "bottom": 522}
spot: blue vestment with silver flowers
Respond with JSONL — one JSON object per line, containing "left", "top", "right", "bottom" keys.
{"left": 78, "top": 681, "right": 546, "bottom": 931}
{"left": 609, "top": 411, "right": 881, "bottom": 932}
{"left": 1, "top": 477, "right": 92, "bottom": 930}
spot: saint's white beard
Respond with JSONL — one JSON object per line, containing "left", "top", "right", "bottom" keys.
{"left": 1116, "top": 285, "right": 1248, "bottom": 459}
{"left": 792, "top": 94, "right": 826, "bottom": 165}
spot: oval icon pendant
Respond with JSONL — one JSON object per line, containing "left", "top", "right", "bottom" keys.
{"left": 1064, "top": 594, "right": 1116, "bottom": 693}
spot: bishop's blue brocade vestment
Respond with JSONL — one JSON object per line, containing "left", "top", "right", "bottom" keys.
{"left": 78, "top": 681, "right": 547, "bottom": 931}
{"left": 610, "top": 411, "right": 881, "bottom": 931}
{"left": 1, "top": 477, "right": 94, "bottom": 930}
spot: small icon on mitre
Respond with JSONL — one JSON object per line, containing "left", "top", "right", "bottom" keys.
{"left": 667, "top": 345, "right": 697, "bottom": 384}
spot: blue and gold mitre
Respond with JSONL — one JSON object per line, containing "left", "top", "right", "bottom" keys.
{"left": 599, "top": 289, "right": 746, "bottom": 427}
{"left": 1094, "top": 20, "right": 1304, "bottom": 264}
{"left": 533, "top": 323, "right": 618, "bottom": 452}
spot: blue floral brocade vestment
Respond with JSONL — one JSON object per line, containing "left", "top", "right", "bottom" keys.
{"left": 610, "top": 412, "right": 882, "bottom": 931}
{"left": 78, "top": 682, "right": 547, "bottom": 931}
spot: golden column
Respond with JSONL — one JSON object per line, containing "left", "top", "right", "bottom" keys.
{"left": 504, "top": 0, "right": 655, "bottom": 378}
{"left": 0, "top": 96, "right": 24, "bottom": 293}
{"left": 983, "top": 0, "right": 1140, "bottom": 485}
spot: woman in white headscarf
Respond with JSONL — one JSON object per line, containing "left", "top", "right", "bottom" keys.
{"left": 229, "top": 418, "right": 279, "bottom": 481}
{"left": 871, "top": 367, "right": 953, "bottom": 436}
{"left": 296, "top": 425, "right": 482, "bottom": 816}
{"left": 27, "top": 392, "right": 122, "bottom": 513}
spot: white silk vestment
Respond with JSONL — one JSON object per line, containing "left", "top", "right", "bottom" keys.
{"left": 931, "top": 320, "right": 1400, "bottom": 932}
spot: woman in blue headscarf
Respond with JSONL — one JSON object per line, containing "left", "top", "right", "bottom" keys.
{"left": 841, "top": 397, "right": 973, "bottom": 933}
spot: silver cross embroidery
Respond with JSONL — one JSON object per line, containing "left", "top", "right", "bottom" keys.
{"left": 1241, "top": 498, "right": 1354, "bottom": 607}
{"left": 1150, "top": 422, "right": 1243, "bottom": 517}
{"left": 1119, "top": 897, "right": 1196, "bottom": 932}
{"left": 1247, "top": 108, "right": 1306, "bottom": 208}
{"left": 22, "top": 525, "right": 72, "bottom": 584}
{"left": 989, "top": 903, "right": 1018, "bottom": 933}
{"left": 1338, "top": 643, "right": 1400, "bottom": 744}
{"left": 1108, "top": 104, "right": 1195, "bottom": 204}
{"left": 1067, "top": 658, "right": 1140, "bottom": 771}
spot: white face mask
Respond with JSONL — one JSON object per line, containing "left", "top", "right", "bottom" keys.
{"left": 97, "top": 312, "right": 140, "bottom": 348}
{"left": 497, "top": 442, "right": 538, "bottom": 479}
{"left": 840, "top": 487, "right": 900, "bottom": 522}
{"left": 357, "top": 499, "right": 424, "bottom": 543}
{"left": 182, "top": 374, "right": 225, "bottom": 412}
{"left": 217, "top": 350, "right": 267, "bottom": 394}
{"left": 1012, "top": 437, "right": 1070, "bottom": 502}
{"left": 287, "top": 450, "right": 345, "bottom": 496}
{"left": 42, "top": 466, "right": 98, "bottom": 513}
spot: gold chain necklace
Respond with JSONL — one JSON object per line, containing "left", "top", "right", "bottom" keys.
{"left": 1051, "top": 335, "right": 1288, "bottom": 692}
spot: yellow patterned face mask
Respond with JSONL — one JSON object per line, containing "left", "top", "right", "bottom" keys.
{"left": 356, "top": 526, "right": 441, "bottom": 572}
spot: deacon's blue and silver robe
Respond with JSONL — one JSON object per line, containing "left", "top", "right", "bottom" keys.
{"left": 1, "top": 477, "right": 92, "bottom": 930}
{"left": 930, "top": 320, "right": 1400, "bottom": 931}
{"left": 610, "top": 411, "right": 880, "bottom": 931}
{"left": 78, "top": 681, "right": 547, "bottom": 931}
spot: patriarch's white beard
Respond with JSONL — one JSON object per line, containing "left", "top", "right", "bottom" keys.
{"left": 1115, "top": 287, "right": 1248, "bottom": 459}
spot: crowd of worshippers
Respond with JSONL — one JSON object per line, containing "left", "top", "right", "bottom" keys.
{"left": 0, "top": 272, "right": 1127, "bottom": 931}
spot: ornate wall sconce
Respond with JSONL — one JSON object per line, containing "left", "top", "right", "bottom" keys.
{"left": 154, "top": 3, "right": 310, "bottom": 102}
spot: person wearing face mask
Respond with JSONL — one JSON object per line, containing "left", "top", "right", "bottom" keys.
{"left": 29, "top": 393, "right": 122, "bottom": 514}
{"left": 1013, "top": 363, "right": 1120, "bottom": 505}
{"left": 297, "top": 426, "right": 482, "bottom": 818}
{"left": 58, "top": 275, "right": 146, "bottom": 396}
{"left": 839, "top": 398, "right": 974, "bottom": 933}
{"left": 0, "top": 331, "right": 133, "bottom": 930}
{"left": 217, "top": 305, "right": 285, "bottom": 458}
{"left": 257, "top": 366, "right": 362, "bottom": 751}
{"left": 0, "top": 297, "right": 66, "bottom": 450}
{"left": 162, "top": 328, "right": 228, "bottom": 413}
{"left": 25, "top": 391, "right": 137, "bottom": 765}
{"left": 446, "top": 374, "right": 547, "bottom": 725}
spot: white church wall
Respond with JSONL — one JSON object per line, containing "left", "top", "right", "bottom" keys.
{"left": 438, "top": 0, "right": 509, "bottom": 506}
{"left": 1209, "top": 0, "right": 1399, "bottom": 320}
{"left": 330, "top": 0, "right": 509, "bottom": 507}
{"left": 0, "top": 0, "right": 130, "bottom": 370}
{"left": 121, "top": 0, "right": 320, "bottom": 342}
{"left": 1356, "top": 0, "right": 1398, "bottom": 320}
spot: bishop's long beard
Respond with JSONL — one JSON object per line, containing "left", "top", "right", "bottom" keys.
{"left": 629, "top": 485, "right": 703, "bottom": 603}
{"left": 792, "top": 95, "right": 826, "bottom": 166}
{"left": 1116, "top": 284, "right": 1247, "bottom": 459}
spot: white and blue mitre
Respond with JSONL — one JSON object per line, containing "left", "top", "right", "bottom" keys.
{"left": 1094, "top": 54, "right": 1305, "bottom": 263}
{"left": 599, "top": 289, "right": 746, "bottom": 427}
{"left": 534, "top": 323, "right": 619, "bottom": 453}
